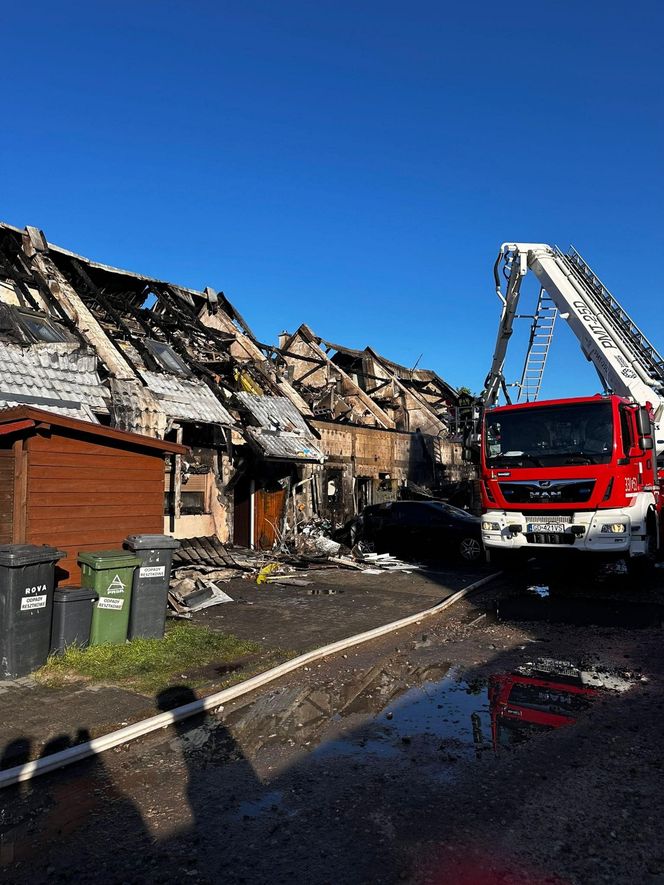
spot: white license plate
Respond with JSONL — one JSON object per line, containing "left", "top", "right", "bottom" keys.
{"left": 527, "top": 523, "right": 570, "bottom": 533}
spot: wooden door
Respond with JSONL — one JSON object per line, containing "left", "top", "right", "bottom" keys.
{"left": 255, "top": 488, "right": 287, "bottom": 550}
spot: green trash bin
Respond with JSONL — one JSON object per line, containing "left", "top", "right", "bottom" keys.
{"left": 78, "top": 550, "right": 141, "bottom": 645}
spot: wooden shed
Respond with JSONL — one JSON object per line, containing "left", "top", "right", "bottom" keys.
{"left": 0, "top": 407, "right": 187, "bottom": 585}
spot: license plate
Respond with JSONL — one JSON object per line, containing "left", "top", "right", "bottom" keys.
{"left": 527, "top": 523, "right": 570, "bottom": 533}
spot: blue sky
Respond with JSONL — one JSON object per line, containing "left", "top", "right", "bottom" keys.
{"left": 2, "top": 1, "right": 662, "bottom": 398}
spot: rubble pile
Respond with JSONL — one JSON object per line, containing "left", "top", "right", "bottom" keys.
{"left": 167, "top": 525, "right": 421, "bottom": 613}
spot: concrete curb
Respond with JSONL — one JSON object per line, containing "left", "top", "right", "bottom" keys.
{"left": 0, "top": 571, "right": 501, "bottom": 789}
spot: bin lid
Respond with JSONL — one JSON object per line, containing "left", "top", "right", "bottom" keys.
{"left": 77, "top": 550, "right": 141, "bottom": 570}
{"left": 0, "top": 544, "right": 65, "bottom": 567}
{"left": 124, "top": 534, "right": 182, "bottom": 551}
{"left": 54, "top": 586, "right": 99, "bottom": 603}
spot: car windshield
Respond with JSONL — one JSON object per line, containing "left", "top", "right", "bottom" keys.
{"left": 484, "top": 401, "right": 614, "bottom": 468}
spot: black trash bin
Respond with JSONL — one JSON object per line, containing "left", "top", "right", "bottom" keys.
{"left": 0, "top": 544, "right": 64, "bottom": 678}
{"left": 50, "top": 586, "right": 99, "bottom": 655}
{"left": 124, "top": 535, "right": 181, "bottom": 639}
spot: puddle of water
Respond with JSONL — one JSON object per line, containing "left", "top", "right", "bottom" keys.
{"left": 217, "top": 657, "right": 638, "bottom": 777}
{"left": 312, "top": 669, "right": 491, "bottom": 767}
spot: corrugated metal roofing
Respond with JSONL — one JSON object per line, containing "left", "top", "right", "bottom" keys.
{"left": 237, "top": 393, "right": 324, "bottom": 461}
{"left": 236, "top": 392, "right": 311, "bottom": 433}
{"left": 142, "top": 371, "right": 234, "bottom": 425}
{"left": 0, "top": 341, "right": 108, "bottom": 421}
{"left": 244, "top": 427, "right": 325, "bottom": 462}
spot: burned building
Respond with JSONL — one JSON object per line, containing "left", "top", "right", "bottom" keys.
{"left": 0, "top": 221, "right": 472, "bottom": 549}
{"left": 274, "top": 325, "right": 472, "bottom": 523}
{"left": 0, "top": 223, "right": 326, "bottom": 547}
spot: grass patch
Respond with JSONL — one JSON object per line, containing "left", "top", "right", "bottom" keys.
{"left": 37, "top": 623, "right": 263, "bottom": 696}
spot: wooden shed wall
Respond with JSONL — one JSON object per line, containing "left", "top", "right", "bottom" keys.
{"left": 25, "top": 430, "right": 166, "bottom": 585}
{"left": 0, "top": 448, "right": 14, "bottom": 546}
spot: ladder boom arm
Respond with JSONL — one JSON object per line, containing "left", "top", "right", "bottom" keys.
{"left": 483, "top": 243, "right": 664, "bottom": 440}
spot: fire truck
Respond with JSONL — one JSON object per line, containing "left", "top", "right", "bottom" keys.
{"left": 479, "top": 244, "right": 664, "bottom": 565}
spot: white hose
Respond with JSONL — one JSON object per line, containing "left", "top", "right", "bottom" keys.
{"left": 0, "top": 572, "right": 500, "bottom": 789}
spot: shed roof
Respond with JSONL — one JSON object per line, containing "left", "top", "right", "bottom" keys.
{"left": 0, "top": 406, "right": 188, "bottom": 454}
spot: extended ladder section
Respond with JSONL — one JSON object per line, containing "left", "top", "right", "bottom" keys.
{"left": 516, "top": 288, "right": 557, "bottom": 402}
{"left": 556, "top": 246, "right": 664, "bottom": 396}
{"left": 483, "top": 242, "right": 664, "bottom": 441}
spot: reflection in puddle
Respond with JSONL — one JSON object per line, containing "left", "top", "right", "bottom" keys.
{"left": 222, "top": 656, "right": 636, "bottom": 772}
{"left": 490, "top": 659, "right": 633, "bottom": 748}
{"left": 312, "top": 669, "right": 490, "bottom": 770}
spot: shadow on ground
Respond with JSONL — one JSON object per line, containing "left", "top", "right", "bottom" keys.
{"left": 2, "top": 563, "right": 664, "bottom": 884}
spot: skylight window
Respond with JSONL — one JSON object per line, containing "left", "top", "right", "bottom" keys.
{"left": 15, "top": 310, "right": 68, "bottom": 343}
{"left": 145, "top": 339, "right": 191, "bottom": 376}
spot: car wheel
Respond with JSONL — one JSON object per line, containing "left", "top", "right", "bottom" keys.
{"left": 459, "top": 537, "right": 482, "bottom": 562}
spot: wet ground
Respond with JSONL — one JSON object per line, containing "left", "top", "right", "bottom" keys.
{"left": 2, "top": 563, "right": 664, "bottom": 884}
{"left": 0, "top": 562, "right": 490, "bottom": 762}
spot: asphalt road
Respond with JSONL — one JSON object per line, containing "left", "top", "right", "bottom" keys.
{"left": 3, "top": 562, "right": 664, "bottom": 885}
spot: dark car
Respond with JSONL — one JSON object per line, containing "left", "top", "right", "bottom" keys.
{"left": 357, "top": 500, "right": 483, "bottom": 562}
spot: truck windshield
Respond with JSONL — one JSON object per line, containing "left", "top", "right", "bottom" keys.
{"left": 484, "top": 401, "right": 614, "bottom": 468}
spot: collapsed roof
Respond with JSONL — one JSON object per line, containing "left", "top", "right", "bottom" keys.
{"left": 0, "top": 221, "right": 460, "bottom": 455}
{"left": 276, "top": 325, "right": 458, "bottom": 434}
{"left": 0, "top": 223, "right": 310, "bottom": 451}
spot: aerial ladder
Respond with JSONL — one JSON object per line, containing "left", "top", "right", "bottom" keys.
{"left": 479, "top": 243, "right": 664, "bottom": 564}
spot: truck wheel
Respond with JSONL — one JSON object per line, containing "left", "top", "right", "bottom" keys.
{"left": 459, "top": 537, "right": 482, "bottom": 562}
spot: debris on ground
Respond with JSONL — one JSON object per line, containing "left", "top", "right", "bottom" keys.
{"left": 167, "top": 527, "right": 420, "bottom": 614}
{"left": 256, "top": 563, "right": 283, "bottom": 585}
{"left": 351, "top": 550, "right": 421, "bottom": 573}
{"left": 173, "top": 536, "right": 240, "bottom": 569}
{"left": 169, "top": 577, "right": 235, "bottom": 615}
{"left": 173, "top": 567, "right": 239, "bottom": 583}
{"left": 265, "top": 577, "right": 313, "bottom": 587}
{"left": 293, "top": 520, "right": 342, "bottom": 557}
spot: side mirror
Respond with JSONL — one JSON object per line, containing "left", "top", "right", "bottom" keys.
{"left": 640, "top": 436, "right": 654, "bottom": 451}
{"left": 636, "top": 408, "right": 651, "bottom": 436}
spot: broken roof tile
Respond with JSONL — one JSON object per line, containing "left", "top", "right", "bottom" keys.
{"left": 142, "top": 370, "right": 234, "bottom": 425}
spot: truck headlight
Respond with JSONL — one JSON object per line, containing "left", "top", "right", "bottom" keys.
{"left": 482, "top": 521, "right": 500, "bottom": 531}
{"left": 601, "top": 523, "right": 627, "bottom": 534}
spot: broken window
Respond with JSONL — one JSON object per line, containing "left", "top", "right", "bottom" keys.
{"left": 16, "top": 310, "right": 68, "bottom": 343}
{"left": 326, "top": 468, "right": 342, "bottom": 504}
{"left": 180, "top": 491, "right": 206, "bottom": 514}
{"left": 145, "top": 339, "right": 191, "bottom": 376}
{"left": 164, "top": 471, "right": 212, "bottom": 515}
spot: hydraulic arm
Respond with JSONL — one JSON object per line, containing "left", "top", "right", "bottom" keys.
{"left": 483, "top": 243, "right": 664, "bottom": 454}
